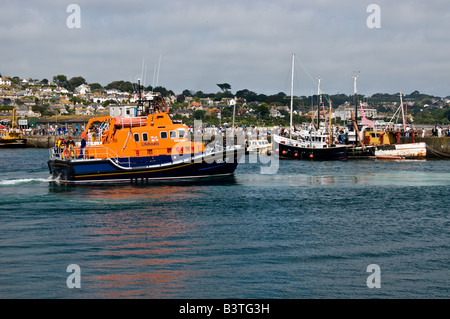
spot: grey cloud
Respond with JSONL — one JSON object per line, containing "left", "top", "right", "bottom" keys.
{"left": 1, "top": 0, "right": 449, "bottom": 96}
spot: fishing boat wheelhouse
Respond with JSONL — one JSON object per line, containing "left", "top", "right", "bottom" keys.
{"left": 48, "top": 93, "right": 243, "bottom": 183}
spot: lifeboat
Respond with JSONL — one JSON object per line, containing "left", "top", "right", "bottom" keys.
{"left": 48, "top": 94, "right": 244, "bottom": 184}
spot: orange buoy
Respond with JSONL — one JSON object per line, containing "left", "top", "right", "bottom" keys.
{"left": 63, "top": 148, "right": 70, "bottom": 158}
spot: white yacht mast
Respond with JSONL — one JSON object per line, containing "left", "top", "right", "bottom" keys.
{"left": 317, "top": 76, "right": 321, "bottom": 128}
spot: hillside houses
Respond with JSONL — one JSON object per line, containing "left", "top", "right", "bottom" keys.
{"left": 0, "top": 77, "right": 12, "bottom": 86}
{"left": 1, "top": 73, "right": 448, "bottom": 126}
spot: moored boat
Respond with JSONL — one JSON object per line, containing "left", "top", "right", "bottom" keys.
{"left": 354, "top": 92, "right": 426, "bottom": 160}
{"left": 0, "top": 109, "right": 27, "bottom": 148}
{"left": 274, "top": 133, "right": 347, "bottom": 160}
{"left": 273, "top": 55, "right": 347, "bottom": 161}
{"left": 341, "top": 79, "right": 425, "bottom": 160}
{"left": 48, "top": 92, "right": 244, "bottom": 184}
{"left": 0, "top": 129, "right": 27, "bottom": 148}
{"left": 246, "top": 138, "right": 272, "bottom": 155}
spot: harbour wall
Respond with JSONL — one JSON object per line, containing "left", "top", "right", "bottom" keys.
{"left": 400, "top": 136, "right": 450, "bottom": 158}
{"left": 25, "top": 135, "right": 81, "bottom": 148}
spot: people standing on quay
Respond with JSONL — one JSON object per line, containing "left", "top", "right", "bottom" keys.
{"left": 432, "top": 125, "right": 438, "bottom": 137}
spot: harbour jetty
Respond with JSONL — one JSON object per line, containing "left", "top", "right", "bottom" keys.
{"left": 26, "top": 135, "right": 81, "bottom": 148}
{"left": 401, "top": 136, "right": 450, "bottom": 158}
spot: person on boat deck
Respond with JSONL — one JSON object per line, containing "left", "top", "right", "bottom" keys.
{"left": 338, "top": 131, "right": 345, "bottom": 144}
{"left": 67, "top": 137, "right": 75, "bottom": 158}
{"left": 55, "top": 138, "right": 62, "bottom": 154}
{"left": 60, "top": 139, "right": 67, "bottom": 150}
{"left": 78, "top": 133, "right": 87, "bottom": 159}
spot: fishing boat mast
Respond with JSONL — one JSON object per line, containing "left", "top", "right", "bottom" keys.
{"left": 400, "top": 91, "right": 406, "bottom": 131}
{"left": 353, "top": 72, "right": 359, "bottom": 126}
{"left": 329, "top": 99, "right": 333, "bottom": 147}
{"left": 289, "top": 53, "right": 294, "bottom": 139}
{"left": 317, "top": 76, "right": 321, "bottom": 129}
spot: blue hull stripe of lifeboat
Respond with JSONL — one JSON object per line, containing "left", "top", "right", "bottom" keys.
{"left": 73, "top": 162, "right": 116, "bottom": 174}
{"left": 198, "top": 164, "right": 226, "bottom": 171}
{"left": 118, "top": 155, "right": 172, "bottom": 167}
{"left": 117, "top": 153, "right": 202, "bottom": 167}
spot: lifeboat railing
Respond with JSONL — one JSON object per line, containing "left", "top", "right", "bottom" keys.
{"left": 49, "top": 145, "right": 123, "bottom": 163}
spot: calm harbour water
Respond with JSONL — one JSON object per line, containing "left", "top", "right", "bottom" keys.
{"left": 0, "top": 148, "right": 449, "bottom": 299}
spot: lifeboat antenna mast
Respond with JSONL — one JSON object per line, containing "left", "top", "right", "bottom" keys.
{"left": 137, "top": 78, "right": 144, "bottom": 116}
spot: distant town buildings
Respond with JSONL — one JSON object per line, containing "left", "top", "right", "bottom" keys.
{"left": 0, "top": 77, "right": 12, "bottom": 86}
{"left": 1, "top": 73, "right": 448, "bottom": 126}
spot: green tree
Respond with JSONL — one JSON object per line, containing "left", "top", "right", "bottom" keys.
{"left": 153, "top": 86, "right": 173, "bottom": 97}
{"left": 68, "top": 76, "right": 87, "bottom": 91}
{"left": 235, "top": 89, "right": 258, "bottom": 102}
{"left": 53, "top": 75, "right": 68, "bottom": 88}
{"left": 254, "top": 103, "right": 270, "bottom": 119}
{"left": 421, "top": 98, "right": 433, "bottom": 106}
{"left": 89, "top": 83, "right": 103, "bottom": 91}
{"left": 182, "top": 89, "right": 194, "bottom": 96}
{"left": 217, "top": 83, "right": 231, "bottom": 92}
{"left": 105, "top": 80, "right": 134, "bottom": 93}
{"left": 221, "top": 106, "right": 233, "bottom": 118}
{"left": 193, "top": 109, "right": 206, "bottom": 120}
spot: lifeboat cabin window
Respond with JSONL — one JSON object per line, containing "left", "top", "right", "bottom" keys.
{"left": 134, "top": 133, "right": 140, "bottom": 142}
{"left": 169, "top": 130, "right": 177, "bottom": 139}
{"left": 142, "top": 133, "right": 148, "bottom": 142}
{"left": 178, "top": 129, "right": 185, "bottom": 138}
{"left": 160, "top": 131, "right": 168, "bottom": 139}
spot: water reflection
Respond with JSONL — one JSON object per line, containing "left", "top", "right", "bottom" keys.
{"left": 48, "top": 174, "right": 237, "bottom": 194}
{"left": 48, "top": 178, "right": 229, "bottom": 298}
{"left": 308, "top": 175, "right": 335, "bottom": 185}
{"left": 88, "top": 270, "right": 196, "bottom": 298}
{"left": 78, "top": 196, "right": 201, "bottom": 298}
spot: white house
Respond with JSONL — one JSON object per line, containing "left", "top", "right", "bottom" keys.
{"left": 75, "top": 84, "right": 91, "bottom": 95}
{"left": 335, "top": 105, "right": 377, "bottom": 121}
{"left": 334, "top": 106, "right": 354, "bottom": 121}
{"left": 0, "top": 78, "right": 12, "bottom": 86}
{"left": 56, "top": 87, "right": 70, "bottom": 94}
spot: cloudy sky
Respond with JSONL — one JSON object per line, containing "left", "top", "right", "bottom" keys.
{"left": 1, "top": 0, "right": 450, "bottom": 97}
